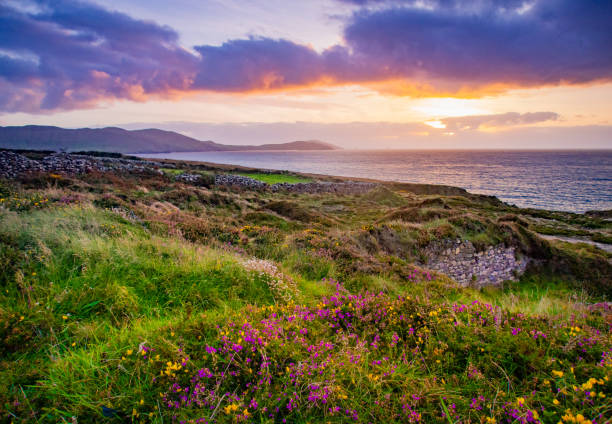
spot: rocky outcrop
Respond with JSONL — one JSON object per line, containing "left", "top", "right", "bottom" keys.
{"left": 0, "top": 151, "right": 159, "bottom": 178}
{"left": 175, "top": 173, "right": 205, "bottom": 184}
{"left": 0, "top": 151, "right": 45, "bottom": 178}
{"left": 215, "top": 174, "right": 268, "bottom": 189}
{"left": 423, "top": 238, "right": 529, "bottom": 286}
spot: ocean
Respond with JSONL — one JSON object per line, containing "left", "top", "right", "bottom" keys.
{"left": 141, "top": 150, "right": 612, "bottom": 213}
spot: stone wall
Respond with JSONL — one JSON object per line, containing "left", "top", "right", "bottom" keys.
{"left": 422, "top": 238, "right": 529, "bottom": 286}
{"left": 0, "top": 151, "right": 159, "bottom": 178}
{"left": 215, "top": 174, "right": 378, "bottom": 194}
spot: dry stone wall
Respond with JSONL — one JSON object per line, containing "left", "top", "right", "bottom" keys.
{"left": 0, "top": 151, "right": 159, "bottom": 178}
{"left": 215, "top": 174, "right": 378, "bottom": 194}
{"left": 423, "top": 239, "right": 529, "bottom": 286}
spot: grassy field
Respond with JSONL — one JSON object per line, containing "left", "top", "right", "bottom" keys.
{"left": 238, "top": 172, "right": 312, "bottom": 184}
{"left": 0, "top": 167, "right": 610, "bottom": 423}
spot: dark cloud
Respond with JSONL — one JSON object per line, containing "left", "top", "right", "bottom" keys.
{"left": 343, "top": 0, "right": 612, "bottom": 90}
{"left": 190, "top": 0, "right": 612, "bottom": 94}
{"left": 0, "top": 0, "right": 611, "bottom": 113}
{"left": 0, "top": 0, "right": 197, "bottom": 112}
{"left": 193, "top": 38, "right": 326, "bottom": 91}
{"left": 441, "top": 112, "right": 559, "bottom": 131}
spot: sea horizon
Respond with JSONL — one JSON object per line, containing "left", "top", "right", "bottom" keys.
{"left": 141, "top": 149, "right": 612, "bottom": 213}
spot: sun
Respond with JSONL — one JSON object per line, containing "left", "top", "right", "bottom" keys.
{"left": 424, "top": 120, "right": 446, "bottom": 129}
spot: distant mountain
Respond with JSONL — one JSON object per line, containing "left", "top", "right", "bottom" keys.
{"left": 0, "top": 126, "right": 340, "bottom": 153}
{"left": 236, "top": 140, "right": 339, "bottom": 151}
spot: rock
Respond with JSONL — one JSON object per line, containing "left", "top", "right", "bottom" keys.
{"left": 0, "top": 150, "right": 161, "bottom": 178}
{"left": 421, "top": 238, "right": 530, "bottom": 287}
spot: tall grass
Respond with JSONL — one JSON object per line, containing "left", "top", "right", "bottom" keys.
{"left": 1, "top": 178, "right": 609, "bottom": 423}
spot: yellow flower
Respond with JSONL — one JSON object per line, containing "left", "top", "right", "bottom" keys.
{"left": 224, "top": 403, "right": 239, "bottom": 414}
{"left": 127, "top": 349, "right": 133, "bottom": 355}
{"left": 516, "top": 397, "right": 525, "bottom": 406}
{"left": 552, "top": 370, "right": 564, "bottom": 378}
{"left": 62, "top": 315, "right": 68, "bottom": 320}
{"left": 553, "top": 399, "right": 560, "bottom": 405}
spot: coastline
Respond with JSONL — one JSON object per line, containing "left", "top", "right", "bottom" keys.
{"left": 1, "top": 148, "right": 611, "bottom": 422}
{"left": 139, "top": 149, "right": 612, "bottom": 213}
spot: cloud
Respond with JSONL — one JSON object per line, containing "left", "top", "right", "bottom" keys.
{"left": 193, "top": 38, "right": 327, "bottom": 91}
{"left": 440, "top": 112, "right": 559, "bottom": 131}
{"left": 342, "top": 0, "right": 612, "bottom": 92}
{"left": 0, "top": 0, "right": 197, "bottom": 112}
{"left": 1, "top": 0, "right": 611, "bottom": 113}
{"left": 192, "top": 0, "right": 612, "bottom": 94}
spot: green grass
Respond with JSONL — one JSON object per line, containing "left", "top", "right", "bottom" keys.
{"left": 0, "top": 169, "right": 610, "bottom": 423}
{"left": 238, "top": 172, "right": 312, "bottom": 184}
{"left": 160, "top": 167, "right": 185, "bottom": 176}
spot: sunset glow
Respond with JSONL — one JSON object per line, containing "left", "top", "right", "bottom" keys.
{"left": 0, "top": 0, "right": 611, "bottom": 148}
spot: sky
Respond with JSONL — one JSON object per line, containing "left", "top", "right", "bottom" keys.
{"left": 1, "top": 0, "right": 611, "bottom": 149}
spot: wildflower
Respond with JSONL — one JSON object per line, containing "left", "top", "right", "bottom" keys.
{"left": 62, "top": 315, "right": 68, "bottom": 320}
{"left": 224, "top": 403, "right": 239, "bottom": 414}
{"left": 127, "top": 349, "right": 133, "bottom": 356}
{"left": 552, "top": 370, "right": 564, "bottom": 378}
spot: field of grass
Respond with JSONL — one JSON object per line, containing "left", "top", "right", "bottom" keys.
{"left": 0, "top": 168, "right": 610, "bottom": 423}
{"left": 160, "top": 167, "right": 185, "bottom": 176}
{"left": 238, "top": 172, "right": 312, "bottom": 184}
